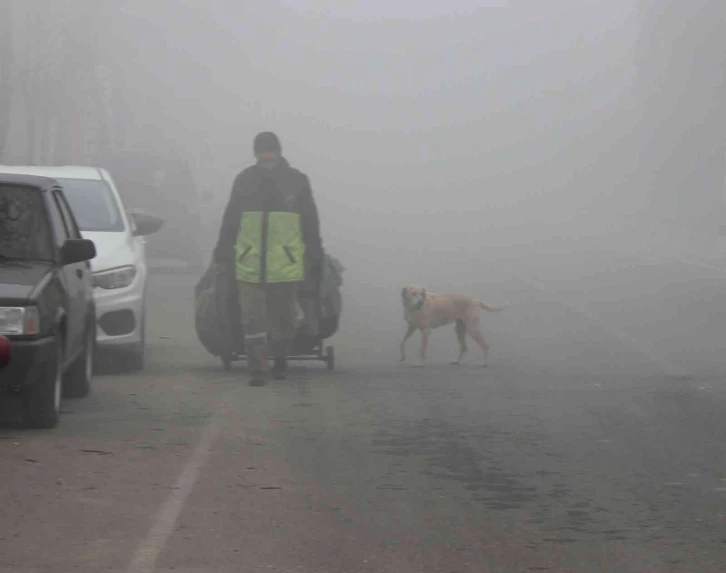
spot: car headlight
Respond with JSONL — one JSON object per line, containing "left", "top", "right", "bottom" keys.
{"left": 0, "top": 307, "right": 40, "bottom": 336}
{"left": 93, "top": 265, "right": 137, "bottom": 290}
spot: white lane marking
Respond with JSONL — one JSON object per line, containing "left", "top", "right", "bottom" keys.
{"left": 519, "top": 277, "right": 688, "bottom": 379}
{"left": 127, "top": 415, "right": 223, "bottom": 573}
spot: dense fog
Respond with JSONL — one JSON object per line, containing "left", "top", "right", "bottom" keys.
{"left": 1, "top": 0, "right": 724, "bottom": 303}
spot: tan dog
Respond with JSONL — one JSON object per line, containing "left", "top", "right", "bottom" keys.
{"left": 400, "top": 285, "right": 507, "bottom": 367}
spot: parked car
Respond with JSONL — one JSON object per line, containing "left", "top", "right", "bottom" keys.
{"left": 0, "top": 166, "right": 163, "bottom": 371}
{"left": 97, "top": 153, "right": 203, "bottom": 270}
{"left": 0, "top": 174, "right": 97, "bottom": 428}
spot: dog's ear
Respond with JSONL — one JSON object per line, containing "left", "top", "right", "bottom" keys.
{"left": 401, "top": 287, "right": 408, "bottom": 299}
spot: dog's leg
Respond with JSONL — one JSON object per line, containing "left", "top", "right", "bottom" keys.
{"left": 450, "top": 319, "right": 468, "bottom": 365}
{"left": 414, "top": 328, "right": 430, "bottom": 368}
{"left": 400, "top": 324, "right": 416, "bottom": 362}
{"left": 466, "top": 322, "right": 490, "bottom": 367}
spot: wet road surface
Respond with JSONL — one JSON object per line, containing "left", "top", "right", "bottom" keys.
{"left": 2, "top": 243, "right": 726, "bottom": 572}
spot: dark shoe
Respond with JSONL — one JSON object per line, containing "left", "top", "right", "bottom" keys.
{"left": 271, "top": 358, "right": 288, "bottom": 381}
{"left": 249, "top": 370, "right": 267, "bottom": 387}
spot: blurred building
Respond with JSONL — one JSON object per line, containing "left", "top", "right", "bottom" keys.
{"left": 0, "top": 0, "right": 204, "bottom": 267}
{"left": 0, "top": 1, "right": 194, "bottom": 166}
{"left": 1, "top": 1, "right": 100, "bottom": 164}
{"left": 634, "top": 0, "right": 726, "bottom": 235}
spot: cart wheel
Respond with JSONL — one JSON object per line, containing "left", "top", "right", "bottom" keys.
{"left": 221, "top": 355, "right": 232, "bottom": 371}
{"left": 325, "top": 346, "right": 335, "bottom": 371}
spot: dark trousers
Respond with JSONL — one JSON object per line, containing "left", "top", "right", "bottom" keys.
{"left": 237, "top": 281, "right": 301, "bottom": 371}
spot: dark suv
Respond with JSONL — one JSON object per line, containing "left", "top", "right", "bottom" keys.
{"left": 0, "top": 174, "right": 97, "bottom": 428}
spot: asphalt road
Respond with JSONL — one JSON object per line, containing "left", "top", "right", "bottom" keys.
{"left": 2, "top": 243, "right": 726, "bottom": 572}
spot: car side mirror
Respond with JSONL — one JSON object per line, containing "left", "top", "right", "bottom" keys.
{"left": 130, "top": 211, "right": 164, "bottom": 237}
{"left": 61, "top": 239, "right": 96, "bottom": 265}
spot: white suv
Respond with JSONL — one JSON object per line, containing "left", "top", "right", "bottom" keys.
{"left": 0, "top": 165, "right": 162, "bottom": 371}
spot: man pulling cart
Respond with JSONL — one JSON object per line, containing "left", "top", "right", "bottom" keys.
{"left": 204, "top": 132, "right": 329, "bottom": 386}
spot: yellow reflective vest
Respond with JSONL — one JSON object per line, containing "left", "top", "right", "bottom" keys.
{"left": 235, "top": 211, "right": 306, "bottom": 283}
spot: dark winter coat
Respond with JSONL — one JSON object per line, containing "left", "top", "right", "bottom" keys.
{"left": 213, "top": 157, "right": 323, "bottom": 280}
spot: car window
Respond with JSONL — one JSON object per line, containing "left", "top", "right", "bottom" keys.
{"left": 57, "top": 178, "right": 125, "bottom": 232}
{"left": 0, "top": 185, "right": 54, "bottom": 261}
{"left": 53, "top": 190, "right": 82, "bottom": 239}
{"left": 47, "top": 191, "right": 70, "bottom": 246}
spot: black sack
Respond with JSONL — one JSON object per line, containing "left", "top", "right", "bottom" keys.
{"left": 194, "top": 264, "right": 239, "bottom": 357}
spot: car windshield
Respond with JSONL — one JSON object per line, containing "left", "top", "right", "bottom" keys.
{"left": 58, "top": 178, "right": 125, "bottom": 232}
{"left": 0, "top": 185, "right": 54, "bottom": 261}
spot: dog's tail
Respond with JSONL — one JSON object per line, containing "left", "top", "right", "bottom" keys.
{"left": 479, "top": 300, "right": 508, "bottom": 312}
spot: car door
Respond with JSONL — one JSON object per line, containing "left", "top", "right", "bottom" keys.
{"left": 51, "top": 189, "right": 89, "bottom": 356}
{"left": 56, "top": 189, "right": 93, "bottom": 306}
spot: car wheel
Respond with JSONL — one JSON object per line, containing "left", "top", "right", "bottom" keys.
{"left": 24, "top": 335, "right": 63, "bottom": 429}
{"left": 63, "top": 324, "right": 94, "bottom": 399}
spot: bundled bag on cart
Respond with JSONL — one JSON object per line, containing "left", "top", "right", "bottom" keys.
{"left": 194, "top": 251, "right": 344, "bottom": 359}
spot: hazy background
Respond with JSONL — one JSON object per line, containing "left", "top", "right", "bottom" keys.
{"left": 121, "top": 0, "right": 640, "bottom": 260}
{"left": 1, "top": 0, "right": 724, "bottom": 276}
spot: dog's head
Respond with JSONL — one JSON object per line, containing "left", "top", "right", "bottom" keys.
{"left": 401, "top": 285, "right": 427, "bottom": 311}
